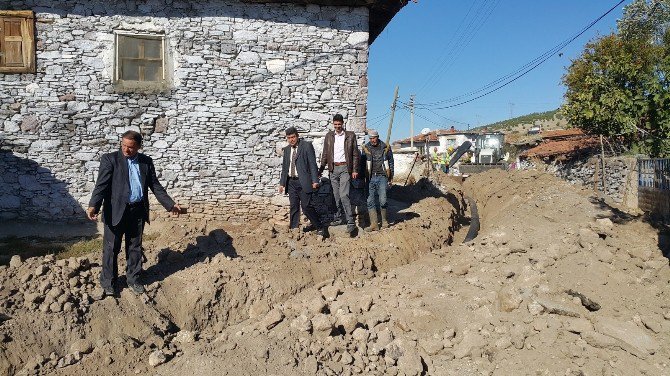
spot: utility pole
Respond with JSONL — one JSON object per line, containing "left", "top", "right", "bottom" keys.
{"left": 409, "top": 94, "right": 415, "bottom": 149}
{"left": 385, "top": 86, "right": 400, "bottom": 148}
{"left": 509, "top": 102, "right": 515, "bottom": 119}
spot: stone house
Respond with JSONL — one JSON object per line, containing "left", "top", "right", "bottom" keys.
{"left": 0, "top": 0, "right": 407, "bottom": 223}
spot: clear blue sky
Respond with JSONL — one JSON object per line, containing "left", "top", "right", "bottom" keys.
{"left": 366, "top": 0, "right": 626, "bottom": 141}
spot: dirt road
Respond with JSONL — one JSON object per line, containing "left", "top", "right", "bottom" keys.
{"left": 1, "top": 170, "right": 668, "bottom": 375}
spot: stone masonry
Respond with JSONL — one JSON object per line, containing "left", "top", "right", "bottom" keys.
{"left": 549, "top": 156, "right": 638, "bottom": 207}
{"left": 0, "top": 0, "right": 370, "bottom": 223}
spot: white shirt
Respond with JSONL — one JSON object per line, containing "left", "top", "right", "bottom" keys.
{"left": 289, "top": 146, "right": 299, "bottom": 178}
{"left": 333, "top": 131, "right": 346, "bottom": 163}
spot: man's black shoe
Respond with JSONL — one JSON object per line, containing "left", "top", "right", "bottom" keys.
{"left": 302, "top": 224, "right": 317, "bottom": 233}
{"left": 103, "top": 286, "right": 115, "bottom": 297}
{"left": 128, "top": 282, "right": 145, "bottom": 295}
{"left": 316, "top": 227, "right": 329, "bottom": 239}
{"left": 330, "top": 219, "right": 345, "bottom": 226}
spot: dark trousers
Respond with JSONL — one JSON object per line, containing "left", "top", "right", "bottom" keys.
{"left": 287, "top": 178, "right": 322, "bottom": 229}
{"left": 100, "top": 204, "right": 145, "bottom": 289}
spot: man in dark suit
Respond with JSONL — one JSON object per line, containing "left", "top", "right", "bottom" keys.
{"left": 278, "top": 127, "right": 327, "bottom": 238}
{"left": 87, "top": 130, "right": 181, "bottom": 296}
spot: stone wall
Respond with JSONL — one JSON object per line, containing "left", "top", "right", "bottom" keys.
{"left": 0, "top": 0, "right": 370, "bottom": 223}
{"left": 548, "top": 156, "right": 638, "bottom": 207}
{"left": 638, "top": 187, "right": 670, "bottom": 223}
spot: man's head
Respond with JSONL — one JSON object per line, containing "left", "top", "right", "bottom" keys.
{"left": 121, "top": 130, "right": 142, "bottom": 158}
{"left": 332, "top": 114, "right": 344, "bottom": 133}
{"left": 433, "top": 147, "right": 438, "bottom": 152}
{"left": 285, "top": 127, "right": 299, "bottom": 147}
{"left": 368, "top": 129, "right": 379, "bottom": 146}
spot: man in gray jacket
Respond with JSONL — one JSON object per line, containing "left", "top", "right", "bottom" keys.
{"left": 319, "top": 114, "right": 360, "bottom": 235}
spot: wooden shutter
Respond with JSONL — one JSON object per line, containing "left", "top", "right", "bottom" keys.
{"left": 0, "top": 11, "right": 35, "bottom": 73}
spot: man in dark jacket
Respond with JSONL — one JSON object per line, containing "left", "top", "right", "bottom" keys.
{"left": 87, "top": 130, "right": 181, "bottom": 297}
{"left": 319, "top": 114, "right": 360, "bottom": 235}
{"left": 361, "top": 129, "right": 394, "bottom": 231}
{"left": 278, "top": 127, "right": 327, "bottom": 238}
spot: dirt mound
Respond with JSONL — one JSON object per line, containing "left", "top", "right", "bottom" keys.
{"left": 0, "top": 179, "right": 464, "bottom": 375}
{"left": 2, "top": 170, "right": 669, "bottom": 375}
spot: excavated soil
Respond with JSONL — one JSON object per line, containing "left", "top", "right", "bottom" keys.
{"left": 1, "top": 169, "right": 669, "bottom": 376}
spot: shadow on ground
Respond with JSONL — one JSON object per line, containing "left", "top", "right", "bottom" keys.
{"left": 142, "top": 228, "right": 238, "bottom": 285}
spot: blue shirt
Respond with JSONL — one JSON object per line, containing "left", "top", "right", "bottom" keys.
{"left": 127, "top": 156, "right": 143, "bottom": 203}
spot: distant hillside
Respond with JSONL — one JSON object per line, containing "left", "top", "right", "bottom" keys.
{"left": 472, "top": 109, "right": 566, "bottom": 134}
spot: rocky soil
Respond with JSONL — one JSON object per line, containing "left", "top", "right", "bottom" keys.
{"left": 1, "top": 170, "right": 668, "bottom": 375}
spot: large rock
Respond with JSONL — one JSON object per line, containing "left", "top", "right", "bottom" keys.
{"left": 148, "top": 350, "right": 167, "bottom": 367}
{"left": 534, "top": 297, "right": 581, "bottom": 317}
{"left": 453, "top": 330, "right": 484, "bottom": 359}
{"left": 299, "top": 111, "right": 330, "bottom": 122}
{"left": 578, "top": 228, "right": 600, "bottom": 250}
{"left": 321, "top": 285, "right": 341, "bottom": 302}
{"left": 69, "top": 339, "right": 94, "bottom": 354}
{"left": 581, "top": 330, "right": 619, "bottom": 350}
{"left": 174, "top": 330, "right": 197, "bottom": 343}
{"left": 563, "top": 318, "right": 593, "bottom": 334}
{"left": 290, "top": 315, "right": 312, "bottom": 333}
{"left": 335, "top": 312, "right": 358, "bottom": 334}
{"left": 397, "top": 349, "right": 424, "bottom": 376}
{"left": 261, "top": 309, "right": 284, "bottom": 330}
{"left": 9, "top": 255, "right": 22, "bottom": 268}
{"left": 419, "top": 336, "right": 444, "bottom": 356}
{"left": 347, "top": 32, "right": 368, "bottom": 45}
{"left": 593, "top": 317, "right": 659, "bottom": 358}
{"left": 311, "top": 313, "right": 334, "bottom": 337}
{"left": 498, "top": 286, "right": 523, "bottom": 312}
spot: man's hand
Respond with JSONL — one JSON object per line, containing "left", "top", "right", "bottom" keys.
{"left": 278, "top": 185, "right": 285, "bottom": 194}
{"left": 86, "top": 207, "right": 98, "bottom": 221}
{"left": 171, "top": 204, "right": 182, "bottom": 217}
{"left": 352, "top": 172, "right": 358, "bottom": 179}
{"left": 312, "top": 182, "right": 319, "bottom": 190}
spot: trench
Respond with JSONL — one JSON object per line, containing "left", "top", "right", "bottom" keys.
{"left": 147, "top": 177, "right": 469, "bottom": 335}
{"left": 0, "top": 177, "right": 471, "bottom": 375}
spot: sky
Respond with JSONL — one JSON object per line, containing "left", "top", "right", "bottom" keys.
{"left": 366, "top": 0, "right": 627, "bottom": 141}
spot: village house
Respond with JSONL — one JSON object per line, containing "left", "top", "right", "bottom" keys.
{"left": 0, "top": 0, "right": 408, "bottom": 223}
{"left": 393, "top": 127, "right": 476, "bottom": 154}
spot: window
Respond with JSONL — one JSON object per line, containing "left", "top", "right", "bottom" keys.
{"left": 0, "top": 11, "right": 35, "bottom": 73}
{"left": 114, "top": 32, "right": 168, "bottom": 90}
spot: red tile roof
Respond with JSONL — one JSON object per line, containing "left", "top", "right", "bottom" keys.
{"left": 394, "top": 130, "right": 441, "bottom": 144}
{"left": 541, "top": 128, "right": 585, "bottom": 139}
{"left": 520, "top": 134, "right": 599, "bottom": 158}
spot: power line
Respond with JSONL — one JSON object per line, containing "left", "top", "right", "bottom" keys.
{"left": 400, "top": 99, "right": 473, "bottom": 127}
{"left": 417, "top": 0, "right": 501, "bottom": 97}
{"left": 413, "top": 0, "right": 627, "bottom": 110}
{"left": 415, "top": 0, "right": 482, "bottom": 95}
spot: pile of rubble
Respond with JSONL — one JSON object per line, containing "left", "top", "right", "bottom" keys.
{"left": 1, "top": 170, "right": 668, "bottom": 375}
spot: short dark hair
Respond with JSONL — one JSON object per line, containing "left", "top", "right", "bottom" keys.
{"left": 333, "top": 114, "right": 344, "bottom": 122}
{"left": 121, "top": 130, "right": 142, "bottom": 146}
{"left": 285, "top": 127, "right": 299, "bottom": 136}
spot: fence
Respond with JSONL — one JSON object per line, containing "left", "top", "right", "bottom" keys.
{"left": 638, "top": 158, "right": 670, "bottom": 222}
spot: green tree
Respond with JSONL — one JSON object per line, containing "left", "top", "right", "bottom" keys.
{"left": 561, "top": 0, "right": 670, "bottom": 157}
{"left": 617, "top": 0, "right": 670, "bottom": 43}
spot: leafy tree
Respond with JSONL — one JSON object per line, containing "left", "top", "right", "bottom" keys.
{"left": 617, "top": 0, "right": 670, "bottom": 43}
{"left": 561, "top": 0, "right": 670, "bottom": 157}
